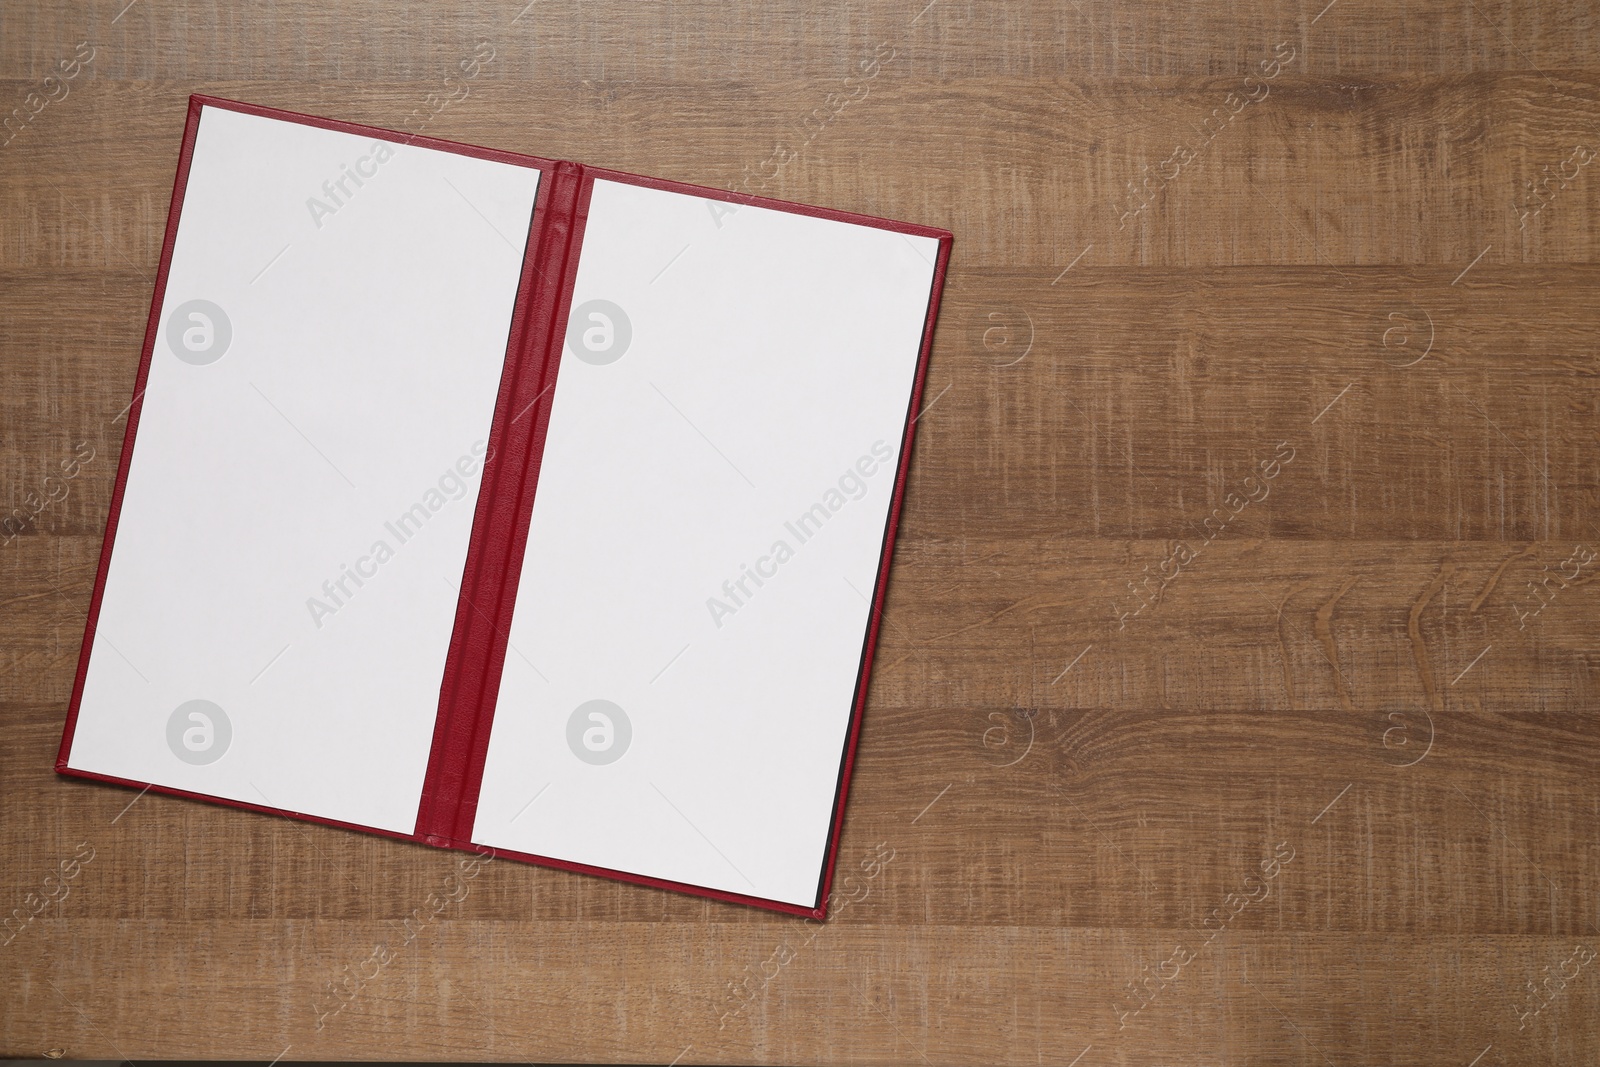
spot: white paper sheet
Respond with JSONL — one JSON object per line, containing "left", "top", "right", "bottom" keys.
{"left": 472, "top": 178, "right": 938, "bottom": 906}
{"left": 65, "top": 105, "right": 542, "bottom": 833}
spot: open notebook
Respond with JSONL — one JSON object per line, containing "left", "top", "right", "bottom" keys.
{"left": 56, "top": 96, "right": 950, "bottom": 917}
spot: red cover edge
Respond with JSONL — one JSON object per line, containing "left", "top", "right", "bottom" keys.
{"left": 583, "top": 163, "right": 952, "bottom": 241}
{"left": 183, "top": 94, "right": 559, "bottom": 172}
{"left": 814, "top": 229, "right": 953, "bottom": 920}
{"left": 55, "top": 95, "right": 202, "bottom": 776}
{"left": 54, "top": 97, "right": 954, "bottom": 922}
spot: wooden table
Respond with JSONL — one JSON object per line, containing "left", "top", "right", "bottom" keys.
{"left": 4, "top": 1, "right": 1599, "bottom": 1063}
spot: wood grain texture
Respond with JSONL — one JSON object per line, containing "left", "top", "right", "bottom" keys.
{"left": 3, "top": 0, "right": 1599, "bottom": 1063}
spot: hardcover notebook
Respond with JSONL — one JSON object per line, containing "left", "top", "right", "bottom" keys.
{"left": 56, "top": 96, "right": 951, "bottom": 917}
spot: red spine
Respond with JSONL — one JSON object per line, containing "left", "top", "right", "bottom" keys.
{"left": 414, "top": 162, "right": 585, "bottom": 844}
{"left": 446, "top": 164, "right": 592, "bottom": 844}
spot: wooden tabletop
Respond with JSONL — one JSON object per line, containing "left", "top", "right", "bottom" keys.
{"left": 4, "top": 1, "right": 1599, "bottom": 1063}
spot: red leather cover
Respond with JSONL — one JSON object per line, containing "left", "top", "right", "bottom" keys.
{"left": 55, "top": 95, "right": 953, "bottom": 920}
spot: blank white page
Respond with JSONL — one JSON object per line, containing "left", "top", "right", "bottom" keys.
{"left": 65, "top": 105, "right": 541, "bottom": 833}
{"left": 472, "top": 178, "right": 938, "bottom": 907}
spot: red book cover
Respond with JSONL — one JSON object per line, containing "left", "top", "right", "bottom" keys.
{"left": 57, "top": 95, "right": 951, "bottom": 918}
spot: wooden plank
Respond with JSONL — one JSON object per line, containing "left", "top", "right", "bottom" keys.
{"left": 3, "top": 0, "right": 1600, "bottom": 1062}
